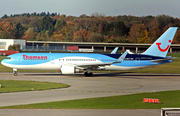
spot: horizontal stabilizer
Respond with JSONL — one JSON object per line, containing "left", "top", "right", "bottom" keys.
{"left": 150, "top": 57, "right": 174, "bottom": 63}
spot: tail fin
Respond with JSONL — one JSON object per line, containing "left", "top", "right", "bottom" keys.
{"left": 142, "top": 27, "right": 178, "bottom": 57}
{"left": 111, "top": 47, "right": 119, "bottom": 54}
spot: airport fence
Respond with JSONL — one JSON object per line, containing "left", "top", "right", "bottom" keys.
{"left": 21, "top": 46, "right": 66, "bottom": 51}
{"left": 21, "top": 46, "right": 120, "bottom": 53}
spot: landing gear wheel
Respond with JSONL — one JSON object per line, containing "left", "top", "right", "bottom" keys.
{"left": 84, "top": 72, "right": 93, "bottom": 77}
{"left": 14, "top": 72, "right": 18, "bottom": 76}
{"left": 13, "top": 69, "right": 18, "bottom": 76}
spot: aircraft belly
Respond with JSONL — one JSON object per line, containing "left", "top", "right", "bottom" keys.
{"left": 104, "top": 65, "right": 148, "bottom": 71}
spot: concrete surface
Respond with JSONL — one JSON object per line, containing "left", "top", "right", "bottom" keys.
{"left": 0, "top": 72, "right": 180, "bottom": 116}
{"left": 0, "top": 109, "right": 160, "bottom": 116}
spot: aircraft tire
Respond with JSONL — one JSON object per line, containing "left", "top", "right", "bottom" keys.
{"left": 84, "top": 72, "right": 93, "bottom": 77}
{"left": 14, "top": 72, "right": 18, "bottom": 76}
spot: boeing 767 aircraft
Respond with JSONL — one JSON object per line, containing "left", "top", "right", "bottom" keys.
{"left": 1, "top": 27, "right": 178, "bottom": 76}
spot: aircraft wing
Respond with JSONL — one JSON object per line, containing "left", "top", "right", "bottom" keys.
{"left": 113, "top": 51, "right": 128, "bottom": 63}
{"left": 76, "top": 51, "right": 128, "bottom": 68}
{"left": 150, "top": 57, "right": 174, "bottom": 63}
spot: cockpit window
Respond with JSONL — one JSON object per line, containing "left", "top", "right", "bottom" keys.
{"left": 5, "top": 57, "right": 11, "bottom": 60}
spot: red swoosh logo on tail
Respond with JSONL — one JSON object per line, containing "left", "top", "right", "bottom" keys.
{"left": 156, "top": 43, "right": 169, "bottom": 52}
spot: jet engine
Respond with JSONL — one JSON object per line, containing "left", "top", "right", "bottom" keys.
{"left": 60, "top": 65, "right": 84, "bottom": 74}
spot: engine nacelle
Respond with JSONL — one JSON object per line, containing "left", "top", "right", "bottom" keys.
{"left": 60, "top": 65, "right": 84, "bottom": 74}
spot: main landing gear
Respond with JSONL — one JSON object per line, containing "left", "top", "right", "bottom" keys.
{"left": 84, "top": 72, "right": 93, "bottom": 77}
{"left": 84, "top": 70, "right": 93, "bottom": 77}
{"left": 13, "top": 69, "right": 18, "bottom": 76}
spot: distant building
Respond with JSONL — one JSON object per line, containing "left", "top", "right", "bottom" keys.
{"left": 0, "top": 39, "right": 26, "bottom": 50}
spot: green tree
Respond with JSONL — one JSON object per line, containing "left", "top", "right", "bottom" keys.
{"left": 73, "top": 36, "right": 83, "bottom": 42}
{"left": 0, "top": 31, "right": 11, "bottom": 39}
{"left": 105, "top": 21, "right": 127, "bottom": 36}
{"left": 88, "top": 33, "right": 104, "bottom": 42}
{"left": 65, "top": 32, "right": 73, "bottom": 42}
{"left": 36, "top": 31, "right": 49, "bottom": 41}
{"left": 55, "top": 20, "right": 67, "bottom": 30}
{"left": 15, "top": 22, "right": 24, "bottom": 39}
{"left": 8, "top": 44, "right": 20, "bottom": 50}
{"left": 155, "top": 15, "right": 175, "bottom": 29}
{"left": 40, "top": 16, "right": 56, "bottom": 31}
{"left": 114, "top": 21, "right": 128, "bottom": 36}
{"left": 1, "top": 14, "right": 8, "bottom": 18}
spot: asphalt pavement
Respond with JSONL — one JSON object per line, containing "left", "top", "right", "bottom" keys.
{"left": 0, "top": 72, "right": 180, "bottom": 116}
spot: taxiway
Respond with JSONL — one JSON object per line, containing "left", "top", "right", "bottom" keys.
{"left": 0, "top": 72, "right": 180, "bottom": 116}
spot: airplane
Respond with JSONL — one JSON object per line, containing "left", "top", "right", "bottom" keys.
{"left": 1, "top": 27, "right": 178, "bottom": 76}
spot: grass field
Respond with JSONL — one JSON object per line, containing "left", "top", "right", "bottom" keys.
{"left": 1, "top": 90, "right": 180, "bottom": 109}
{"left": 0, "top": 80, "right": 69, "bottom": 93}
{"left": 131, "top": 58, "right": 180, "bottom": 73}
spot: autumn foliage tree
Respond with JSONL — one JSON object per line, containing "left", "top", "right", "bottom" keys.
{"left": 173, "top": 30, "right": 180, "bottom": 44}
{"left": 73, "top": 29, "right": 91, "bottom": 42}
{"left": 22, "top": 27, "right": 37, "bottom": 40}
{"left": 128, "top": 24, "right": 147, "bottom": 43}
{"left": 0, "top": 12, "right": 180, "bottom": 43}
{"left": 0, "top": 21, "right": 13, "bottom": 38}
{"left": 138, "top": 30, "right": 150, "bottom": 43}
{"left": 51, "top": 31, "right": 65, "bottom": 41}
{"left": 148, "top": 20, "right": 161, "bottom": 43}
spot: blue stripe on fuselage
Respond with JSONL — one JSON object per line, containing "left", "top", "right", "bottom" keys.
{"left": 103, "top": 54, "right": 164, "bottom": 60}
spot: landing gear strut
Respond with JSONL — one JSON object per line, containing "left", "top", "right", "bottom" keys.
{"left": 13, "top": 69, "right": 18, "bottom": 76}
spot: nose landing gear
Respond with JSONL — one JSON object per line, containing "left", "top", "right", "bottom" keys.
{"left": 14, "top": 72, "right": 18, "bottom": 76}
{"left": 13, "top": 69, "right": 18, "bottom": 76}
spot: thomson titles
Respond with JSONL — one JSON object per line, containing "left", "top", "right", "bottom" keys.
{"left": 23, "top": 55, "right": 47, "bottom": 60}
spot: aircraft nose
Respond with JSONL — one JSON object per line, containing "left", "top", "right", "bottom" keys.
{"left": 1, "top": 59, "right": 6, "bottom": 65}
{"left": 1, "top": 58, "right": 10, "bottom": 66}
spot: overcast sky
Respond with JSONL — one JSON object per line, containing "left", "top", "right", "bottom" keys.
{"left": 0, "top": 0, "right": 180, "bottom": 18}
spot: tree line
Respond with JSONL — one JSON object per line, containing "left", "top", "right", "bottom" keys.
{"left": 0, "top": 12, "right": 180, "bottom": 44}
{"left": 1, "top": 12, "right": 60, "bottom": 18}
